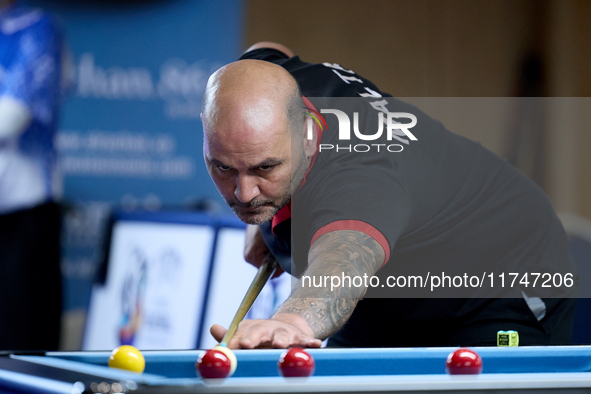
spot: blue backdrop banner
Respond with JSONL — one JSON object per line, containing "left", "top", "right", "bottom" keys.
{"left": 29, "top": 0, "right": 243, "bottom": 310}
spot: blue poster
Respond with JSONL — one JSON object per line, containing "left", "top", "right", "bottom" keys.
{"left": 32, "top": 0, "right": 242, "bottom": 206}
{"left": 29, "top": 0, "right": 243, "bottom": 310}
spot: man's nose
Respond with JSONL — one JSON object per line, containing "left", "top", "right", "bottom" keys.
{"left": 234, "top": 175, "right": 260, "bottom": 203}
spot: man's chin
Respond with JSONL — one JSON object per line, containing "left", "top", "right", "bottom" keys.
{"left": 233, "top": 206, "right": 277, "bottom": 225}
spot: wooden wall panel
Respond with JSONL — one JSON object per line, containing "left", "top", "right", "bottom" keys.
{"left": 244, "top": 0, "right": 591, "bottom": 219}
{"left": 245, "top": 0, "right": 534, "bottom": 97}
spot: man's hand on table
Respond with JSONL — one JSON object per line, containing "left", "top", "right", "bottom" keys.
{"left": 210, "top": 313, "right": 322, "bottom": 349}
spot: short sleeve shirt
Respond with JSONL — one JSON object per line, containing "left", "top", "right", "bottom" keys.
{"left": 239, "top": 48, "right": 575, "bottom": 346}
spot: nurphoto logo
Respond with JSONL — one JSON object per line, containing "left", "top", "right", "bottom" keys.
{"left": 304, "top": 106, "right": 417, "bottom": 153}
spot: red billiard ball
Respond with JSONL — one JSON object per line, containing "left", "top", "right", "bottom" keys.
{"left": 196, "top": 349, "right": 232, "bottom": 379}
{"left": 278, "top": 348, "right": 315, "bottom": 377}
{"left": 445, "top": 348, "right": 483, "bottom": 375}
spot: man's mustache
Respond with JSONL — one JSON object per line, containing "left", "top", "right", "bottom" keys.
{"left": 228, "top": 199, "right": 273, "bottom": 209}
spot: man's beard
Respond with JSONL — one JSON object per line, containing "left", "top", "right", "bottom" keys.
{"left": 228, "top": 147, "right": 308, "bottom": 225}
{"left": 228, "top": 193, "right": 290, "bottom": 225}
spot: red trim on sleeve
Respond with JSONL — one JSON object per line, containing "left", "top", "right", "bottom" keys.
{"left": 310, "top": 220, "right": 391, "bottom": 268}
{"left": 271, "top": 201, "right": 291, "bottom": 235}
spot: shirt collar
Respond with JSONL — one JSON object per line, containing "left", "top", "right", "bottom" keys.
{"left": 270, "top": 96, "right": 324, "bottom": 234}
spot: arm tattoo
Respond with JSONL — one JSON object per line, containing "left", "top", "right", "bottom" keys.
{"left": 274, "top": 230, "right": 386, "bottom": 339}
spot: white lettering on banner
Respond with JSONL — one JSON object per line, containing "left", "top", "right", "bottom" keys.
{"left": 56, "top": 130, "right": 191, "bottom": 179}
{"left": 78, "top": 54, "right": 154, "bottom": 99}
{"left": 60, "top": 157, "right": 193, "bottom": 178}
{"left": 164, "top": 101, "right": 202, "bottom": 119}
{"left": 157, "top": 58, "right": 210, "bottom": 98}
{"left": 74, "top": 53, "right": 220, "bottom": 119}
{"left": 57, "top": 131, "right": 176, "bottom": 155}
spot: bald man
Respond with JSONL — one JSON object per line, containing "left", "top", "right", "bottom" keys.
{"left": 201, "top": 43, "right": 577, "bottom": 349}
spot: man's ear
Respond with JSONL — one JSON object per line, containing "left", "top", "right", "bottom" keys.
{"left": 302, "top": 116, "right": 317, "bottom": 159}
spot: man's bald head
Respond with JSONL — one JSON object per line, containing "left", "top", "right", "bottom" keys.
{"left": 201, "top": 59, "right": 312, "bottom": 224}
{"left": 201, "top": 60, "right": 304, "bottom": 139}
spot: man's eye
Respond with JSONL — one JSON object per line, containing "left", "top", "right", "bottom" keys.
{"left": 217, "top": 165, "right": 230, "bottom": 171}
{"left": 259, "top": 165, "right": 274, "bottom": 171}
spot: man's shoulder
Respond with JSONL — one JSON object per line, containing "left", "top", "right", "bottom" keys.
{"left": 239, "top": 48, "right": 390, "bottom": 98}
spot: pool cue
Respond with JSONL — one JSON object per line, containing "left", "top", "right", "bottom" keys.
{"left": 219, "top": 253, "right": 278, "bottom": 347}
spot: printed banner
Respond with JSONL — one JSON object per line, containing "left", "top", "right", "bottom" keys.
{"left": 29, "top": 0, "right": 243, "bottom": 310}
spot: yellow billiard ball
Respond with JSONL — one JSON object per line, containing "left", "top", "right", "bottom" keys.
{"left": 108, "top": 345, "right": 145, "bottom": 373}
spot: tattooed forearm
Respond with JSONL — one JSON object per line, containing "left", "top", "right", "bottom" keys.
{"left": 273, "top": 230, "right": 386, "bottom": 339}
{"left": 277, "top": 296, "right": 355, "bottom": 339}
